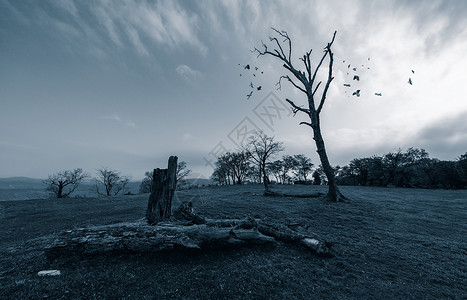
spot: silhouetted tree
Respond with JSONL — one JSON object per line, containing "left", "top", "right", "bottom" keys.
{"left": 458, "top": 153, "right": 467, "bottom": 187}
{"left": 293, "top": 154, "right": 314, "bottom": 182}
{"left": 312, "top": 170, "right": 321, "bottom": 185}
{"left": 211, "top": 155, "right": 232, "bottom": 185}
{"left": 244, "top": 130, "right": 284, "bottom": 193}
{"left": 254, "top": 28, "right": 345, "bottom": 201}
{"left": 176, "top": 161, "right": 191, "bottom": 187}
{"left": 380, "top": 148, "right": 428, "bottom": 187}
{"left": 268, "top": 160, "right": 284, "bottom": 183}
{"left": 226, "top": 151, "right": 251, "bottom": 184}
{"left": 436, "top": 161, "right": 464, "bottom": 189}
{"left": 94, "top": 167, "right": 131, "bottom": 196}
{"left": 44, "top": 168, "right": 89, "bottom": 198}
{"left": 139, "top": 171, "right": 153, "bottom": 194}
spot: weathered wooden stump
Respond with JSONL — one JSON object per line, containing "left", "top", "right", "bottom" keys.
{"left": 146, "top": 156, "right": 178, "bottom": 225}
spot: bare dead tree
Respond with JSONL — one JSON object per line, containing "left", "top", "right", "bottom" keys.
{"left": 176, "top": 161, "right": 191, "bottom": 187}
{"left": 243, "top": 130, "right": 284, "bottom": 194}
{"left": 94, "top": 167, "right": 131, "bottom": 196}
{"left": 44, "top": 168, "right": 89, "bottom": 198}
{"left": 253, "top": 28, "right": 346, "bottom": 202}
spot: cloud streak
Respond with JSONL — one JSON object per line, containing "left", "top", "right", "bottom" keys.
{"left": 176, "top": 65, "right": 202, "bottom": 82}
{"left": 100, "top": 114, "right": 137, "bottom": 129}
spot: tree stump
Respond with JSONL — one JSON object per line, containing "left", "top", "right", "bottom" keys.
{"left": 146, "top": 156, "right": 178, "bottom": 224}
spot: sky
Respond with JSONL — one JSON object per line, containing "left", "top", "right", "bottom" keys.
{"left": 1, "top": 0, "right": 467, "bottom": 181}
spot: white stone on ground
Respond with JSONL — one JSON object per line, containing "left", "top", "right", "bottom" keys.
{"left": 37, "top": 270, "right": 61, "bottom": 276}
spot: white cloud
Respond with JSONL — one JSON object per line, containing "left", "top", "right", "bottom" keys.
{"left": 125, "top": 25, "right": 149, "bottom": 57}
{"left": 100, "top": 114, "right": 137, "bottom": 129}
{"left": 125, "top": 121, "right": 137, "bottom": 129}
{"left": 100, "top": 113, "right": 121, "bottom": 122}
{"left": 90, "top": 0, "right": 208, "bottom": 56}
{"left": 176, "top": 64, "right": 202, "bottom": 82}
{"left": 183, "top": 133, "right": 194, "bottom": 140}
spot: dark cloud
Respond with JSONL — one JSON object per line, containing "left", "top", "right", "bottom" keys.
{"left": 411, "top": 111, "right": 467, "bottom": 159}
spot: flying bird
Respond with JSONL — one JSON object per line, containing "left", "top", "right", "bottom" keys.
{"left": 250, "top": 82, "right": 254, "bottom": 88}
{"left": 352, "top": 90, "right": 361, "bottom": 97}
{"left": 244, "top": 64, "right": 250, "bottom": 70}
{"left": 408, "top": 78, "right": 413, "bottom": 85}
{"left": 375, "top": 93, "right": 382, "bottom": 96}
{"left": 247, "top": 91, "right": 253, "bottom": 100}
{"left": 348, "top": 64, "right": 351, "bottom": 69}
{"left": 353, "top": 75, "right": 360, "bottom": 81}
{"left": 343, "top": 83, "right": 351, "bottom": 87}
{"left": 257, "top": 86, "right": 262, "bottom": 91}
{"left": 353, "top": 67, "right": 357, "bottom": 71}
{"left": 255, "top": 67, "right": 258, "bottom": 71}
{"left": 411, "top": 70, "right": 415, "bottom": 74}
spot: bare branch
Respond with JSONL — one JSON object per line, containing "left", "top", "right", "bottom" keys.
{"left": 271, "top": 28, "right": 291, "bottom": 61}
{"left": 317, "top": 31, "right": 337, "bottom": 115}
{"left": 286, "top": 98, "right": 310, "bottom": 115}
{"left": 278, "top": 75, "right": 307, "bottom": 94}
{"left": 311, "top": 31, "right": 336, "bottom": 85}
{"left": 312, "top": 81, "right": 322, "bottom": 96}
{"left": 269, "top": 35, "right": 286, "bottom": 60}
{"left": 306, "top": 50, "right": 312, "bottom": 82}
{"left": 252, "top": 40, "right": 283, "bottom": 60}
{"left": 299, "top": 121, "right": 313, "bottom": 127}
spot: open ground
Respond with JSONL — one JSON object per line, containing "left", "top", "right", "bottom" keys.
{"left": 0, "top": 184, "right": 466, "bottom": 299}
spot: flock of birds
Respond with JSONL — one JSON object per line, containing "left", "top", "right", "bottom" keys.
{"left": 239, "top": 59, "right": 415, "bottom": 100}
{"left": 239, "top": 64, "right": 263, "bottom": 100}
{"left": 342, "top": 58, "right": 416, "bottom": 98}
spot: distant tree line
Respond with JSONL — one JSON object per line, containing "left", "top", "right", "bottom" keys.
{"left": 335, "top": 149, "right": 467, "bottom": 189}
{"left": 210, "top": 131, "right": 318, "bottom": 187}
{"left": 211, "top": 139, "right": 466, "bottom": 190}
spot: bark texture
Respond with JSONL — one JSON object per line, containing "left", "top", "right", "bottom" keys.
{"left": 146, "top": 156, "right": 178, "bottom": 224}
{"left": 45, "top": 219, "right": 333, "bottom": 259}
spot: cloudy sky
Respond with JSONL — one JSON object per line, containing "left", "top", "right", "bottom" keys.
{"left": 1, "top": 0, "right": 466, "bottom": 180}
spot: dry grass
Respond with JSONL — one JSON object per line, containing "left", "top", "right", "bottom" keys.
{"left": 1, "top": 184, "right": 466, "bottom": 299}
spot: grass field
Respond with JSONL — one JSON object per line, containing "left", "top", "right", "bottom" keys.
{"left": 0, "top": 184, "right": 466, "bottom": 299}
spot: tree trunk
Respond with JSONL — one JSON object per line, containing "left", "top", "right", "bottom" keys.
{"left": 311, "top": 114, "right": 346, "bottom": 202}
{"left": 146, "top": 156, "right": 178, "bottom": 224}
{"left": 262, "top": 162, "right": 269, "bottom": 193}
{"left": 57, "top": 183, "right": 64, "bottom": 198}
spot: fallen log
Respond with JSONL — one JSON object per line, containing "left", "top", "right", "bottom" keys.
{"left": 45, "top": 222, "right": 275, "bottom": 259}
{"left": 256, "top": 222, "right": 333, "bottom": 257}
{"left": 264, "top": 190, "right": 325, "bottom": 198}
{"left": 45, "top": 219, "right": 333, "bottom": 259}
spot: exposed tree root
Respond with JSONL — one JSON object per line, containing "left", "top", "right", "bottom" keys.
{"left": 326, "top": 190, "right": 349, "bottom": 203}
